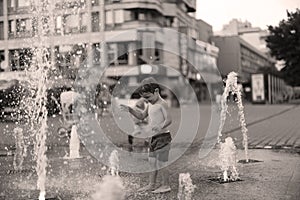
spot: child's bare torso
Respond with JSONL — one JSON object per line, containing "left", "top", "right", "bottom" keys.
{"left": 148, "top": 101, "right": 168, "bottom": 134}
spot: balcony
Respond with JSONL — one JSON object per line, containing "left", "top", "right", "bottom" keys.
{"left": 114, "top": 0, "right": 163, "bottom": 14}
{"left": 182, "top": 0, "right": 196, "bottom": 12}
{"left": 8, "top": 31, "right": 33, "bottom": 39}
{"left": 8, "top": 6, "right": 31, "bottom": 15}
{"left": 55, "top": 0, "right": 86, "bottom": 9}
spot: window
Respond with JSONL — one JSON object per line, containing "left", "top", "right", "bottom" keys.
{"left": 124, "top": 10, "right": 131, "bottom": 21}
{"left": 155, "top": 42, "right": 163, "bottom": 62}
{"left": 32, "top": 17, "right": 38, "bottom": 36}
{"left": 133, "top": 10, "right": 139, "bottom": 20}
{"left": 9, "top": 20, "right": 16, "bottom": 37}
{"left": 164, "top": 17, "right": 174, "bottom": 27}
{"left": 41, "top": 16, "right": 50, "bottom": 35}
{"left": 16, "top": 19, "right": 25, "bottom": 32}
{"left": 107, "top": 43, "right": 128, "bottom": 65}
{"left": 93, "top": 43, "right": 102, "bottom": 64}
{"left": 55, "top": 16, "right": 62, "bottom": 34}
{"left": 15, "top": 18, "right": 31, "bottom": 37}
{"left": 10, "top": 50, "right": 19, "bottom": 71}
{"left": 106, "top": 10, "right": 113, "bottom": 24}
{"left": 117, "top": 43, "right": 129, "bottom": 65}
{"left": 61, "top": 0, "right": 86, "bottom": 9}
{"left": 92, "top": 0, "right": 99, "bottom": 6}
{"left": 114, "top": 10, "right": 124, "bottom": 24}
{"left": 0, "top": 22, "right": 4, "bottom": 40}
{"left": 0, "top": 0, "right": 3, "bottom": 16}
{"left": 107, "top": 43, "right": 117, "bottom": 65}
{"left": 17, "top": 0, "right": 30, "bottom": 7}
{"left": 139, "top": 13, "right": 145, "bottom": 20}
{"left": 10, "top": 49, "right": 32, "bottom": 71}
{"left": 0, "top": 51, "right": 5, "bottom": 72}
{"left": 80, "top": 13, "right": 88, "bottom": 32}
{"left": 64, "top": 14, "right": 79, "bottom": 33}
{"left": 92, "top": 12, "right": 99, "bottom": 32}
{"left": 8, "top": 0, "right": 15, "bottom": 8}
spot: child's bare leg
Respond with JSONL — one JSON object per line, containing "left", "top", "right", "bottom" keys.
{"left": 138, "top": 157, "right": 157, "bottom": 191}
{"left": 152, "top": 160, "right": 171, "bottom": 193}
{"left": 160, "top": 166, "right": 170, "bottom": 186}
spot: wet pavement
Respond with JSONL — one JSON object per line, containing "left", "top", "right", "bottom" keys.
{"left": 0, "top": 104, "right": 299, "bottom": 199}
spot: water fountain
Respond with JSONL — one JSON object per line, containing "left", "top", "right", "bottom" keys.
{"left": 219, "top": 137, "right": 239, "bottom": 182}
{"left": 12, "top": 127, "right": 26, "bottom": 171}
{"left": 177, "top": 173, "right": 196, "bottom": 200}
{"left": 216, "top": 71, "right": 249, "bottom": 182}
{"left": 68, "top": 125, "right": 81, "bottom": 159}
{"left": 109, "top": 150, "right": 120, "bottom": 176}
{"left": 17, "top": 1, "right": 55, "bottom": 199}
{"left": 218, "top": 72, "right": 249, "bottom": 161}
{"left": 91, "top": 175, "right": 125, "bottom": 200}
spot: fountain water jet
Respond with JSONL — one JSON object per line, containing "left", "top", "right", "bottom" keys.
{"left": 109, "top": 150, "right": 119, "bottom": 176}
{"left": 91, "top": 175, "right": 125, "bottom": 200}
{"left": 217, "top": 72, "right": 249, "bottom": 163}
{"left": 13, "top": 127, "right": 26, "bottom": 171}
{"left": 219, "top": 137, "right": 239, "bottom": 181}
{"left": 177, "top": 173, "right": 196, "bottom": 200}
{"left": 22, "top": 1, "right": 56, "bottom": 199}
{"left": 68, "top": 125, "right": 81, "bottom": 159}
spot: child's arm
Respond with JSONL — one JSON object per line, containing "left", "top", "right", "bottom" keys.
{"left": 120, "top": 104, "right": 148, "bottom": 120}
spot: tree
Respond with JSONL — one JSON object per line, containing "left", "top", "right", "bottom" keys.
{"left": 266, "top": 9, "right": 300, "bottom": 86}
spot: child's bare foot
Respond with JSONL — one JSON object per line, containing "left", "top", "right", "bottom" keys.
{"left": 137, "top": 184, "right": 155, "bottom": 192}
{"left": 152, "top": 185, "right": 171, "bottom": 193}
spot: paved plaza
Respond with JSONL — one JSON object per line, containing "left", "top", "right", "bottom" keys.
{"left": 0, "top": 103, "right": 299, "bottom": 199}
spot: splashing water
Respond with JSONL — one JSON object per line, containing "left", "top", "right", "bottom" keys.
{"left": 109, "top": 150, "right": 119, "bottom": 176}
{"left": 13, "top": 128, "right": 26, "bottom": 171}
{"left": 31, "top": 57, "right": 49, "bottom": 200}
{"left": 69, "top": 125, "right": 81, "bottom": 159}
{"left": 91, "top": 175, "right": 125, "bottom": 200}
{"left": 31, "top": 52, "right": 50, "bottom": 200}
{"left": 177, "top": 173, "right": 196, "bottom": 200}
{"left": 217, "top": 71, "right": 249, "bottom": 162}
{"left": 22, "top": 1, "right": 56, "bottom": 199}
{"left": 219, "top": 137, "right": 239, "bottom": 181}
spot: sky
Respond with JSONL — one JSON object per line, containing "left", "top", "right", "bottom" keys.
{"left": 196, "top": 0, "right": 300, "bottom": 31}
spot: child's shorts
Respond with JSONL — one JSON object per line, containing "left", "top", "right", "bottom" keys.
{"left": 149, "top": 132, "right": 172, "bottom": 162}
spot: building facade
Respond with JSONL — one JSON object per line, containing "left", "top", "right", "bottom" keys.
{"left": 215, "top": 19, "right": 270, "bottom": 54}
{"left": 0, "top": 0, "right": 221, "bottom": 102}
{"left": 212, "top": 19, "right": 291, "bottom": 103}
{"left": 211, "top": 35, "right": 291, "bottom": 103}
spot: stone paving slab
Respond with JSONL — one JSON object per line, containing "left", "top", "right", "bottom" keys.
{"left": 1, "top": 104, "right": 300, "bottom": 199}
{"left": 226, "top": 104, "right": 300, "bottom": 150}
{"left": 1, "top": 143, "right": 300, "bottom": 200}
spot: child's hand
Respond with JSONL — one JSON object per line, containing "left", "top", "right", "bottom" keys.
{"left": 120, "top": 104, "right": 130, "bottom": 112}
{"left": 152, "top": 125, "right": 162, "bottom": 133}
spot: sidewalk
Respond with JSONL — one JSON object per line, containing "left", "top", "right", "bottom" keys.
{"left": 168, "top": 148, "right": 300, "bottom": 200}
{"left": 0, "top": 104, "right": 299, "bottom": 199}
{"left": 1, "top": 144, "right": 299, "bottom": 199}
{"left": 0, "top": 104, "right": 296, "bottom": 149}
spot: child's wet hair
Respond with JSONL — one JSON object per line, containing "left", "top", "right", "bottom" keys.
{"left": 139, "top": 83, "right": 160, "bottom": 94}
